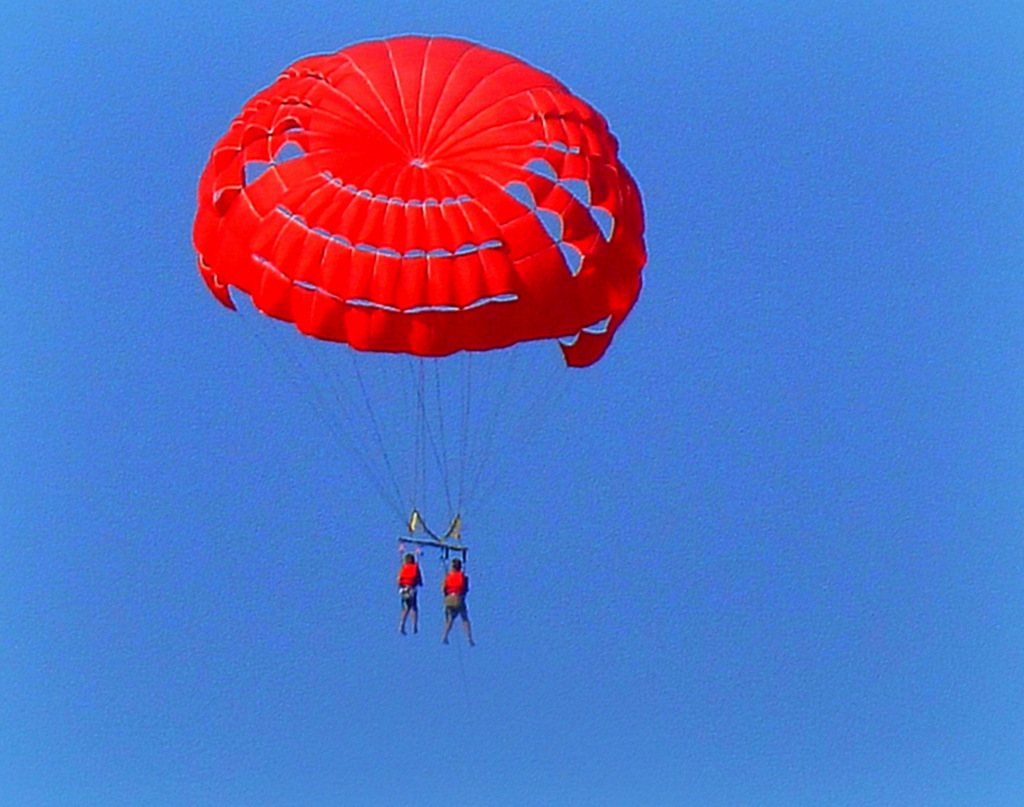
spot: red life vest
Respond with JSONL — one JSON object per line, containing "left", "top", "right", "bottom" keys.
{"left": 444, "top": 570, "right": 467, "bottom": 596}
{"left": 398, "top": 563, "right": 421, "bottom": 587}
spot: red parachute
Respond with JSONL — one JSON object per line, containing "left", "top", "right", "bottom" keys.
{"left": 193, "top": 36, "right": 645, "bottom": 367}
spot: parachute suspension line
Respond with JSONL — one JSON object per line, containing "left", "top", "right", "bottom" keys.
{"left": 281, "top": 339, "right": 405, "bottom": 520}
{"left": 304, "top": 346, "right": 409, "bottom": 514}
{"left": 400, "top": 357, "right": 468, "bottom": 548}
{"left": 462, "top": 345, "right": 522, "bottom": 510}
{"left": 431, "top": 358, "right": 455, "bottom": 518}
{"left": 346, "top": 348, "right": 407, "bottom": 521}
{"left": 408, "top": 357, "right": 457, "bottom": 527}
{"left": 456, "top": 351, "right": 473, "bottom": 516}
{"left": 237, "top": 307, "right": 406, "bottom": 521}
{"left": 470, "top": 350, "right": 572, "bottom": 510}
{"left": 195, "top": 39, "right": 647, "bottom": 538}
{"left": 412, "top": 358, "right": 428, "bottom": 519}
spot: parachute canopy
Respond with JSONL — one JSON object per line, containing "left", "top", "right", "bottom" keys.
{"left": 194, "top": 36, "right": 645, "bottom": 367}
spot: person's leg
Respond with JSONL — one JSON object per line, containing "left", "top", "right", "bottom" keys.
{"left": 399, "top": 602, "right": 410, "bottom": 634}
{"left": 462, "top": 615, "right": 475, "bottom": 646}
{"left": 442, "top": 611, "right": 454, "bottom": 643}
{"left": 410, "top": 600, "right": 419, "bottom": 634}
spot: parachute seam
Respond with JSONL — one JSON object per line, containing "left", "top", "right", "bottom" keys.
{"left": 300, "top": 73, "right": 406, "bottom": 155}
{"left": 254, "top": 253, "right": 519, "bottom": 315}
{"left": 272, "top": 86, "right": 378, "bottom": 136}
{"left": 534, "top": 87, "right": 607, "bottom": 218}
{"left": 420, "top": 43, "right": 477, "bottom": 156}
{"left": 249, "top": 164, "right": 337, "bottom": 265}
{"left": 428, "top": 80, "right": 561, "bottom": 159}
{"left": 432, "top": 166, "right": 506, "bottom": 241}
{"left": 430, "top": 119, "right": 551, "bottom": 161}
{"left": 274, "top": 203, "right": 505, "bottom": 259}
{"left": 491, "top": 153, "right": 617, "bottom": 246}
{"left": 431, "top": 166, "right": 479, "bottom": 306}
{"left": 430, "top": 166, "right": 506, "bottom": 306}
{"left": 538, "top": 88, "right": 573, "bottom": 166}
{"left": 385, "top": 39, "right": 415, "bottom": 154}
{"left": 475, "top": 171, "right": 597, "bottom": 273}
{"left": 439, "top": 129, "right": 590, "bottom": 163}
{"left": 363, "top": 161, "right": 404, "bottom": 313}
{"left": 289, "top": 206, "right": 330, "bottom": 298}
{"left": 338, "top": 50, "right": 406, "bottom": 146}
{"left": 319, "top": 170, "right": 474, "bottom": 209}
{"left": 415, "top": 38, "right": 432, "bottom": 153}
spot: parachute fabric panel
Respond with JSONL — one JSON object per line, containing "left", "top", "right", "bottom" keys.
{"left": 194, "top": 36, "right": 645, "bottom": 366}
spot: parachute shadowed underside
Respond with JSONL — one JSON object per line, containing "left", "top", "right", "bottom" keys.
{"left": 194, "top": 36, "right": 645, "bottom": 367}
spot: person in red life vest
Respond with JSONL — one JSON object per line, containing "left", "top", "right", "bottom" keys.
{"left": 397, "top": 553, "right": 423, "bottom": 635}
{"left": 441, "top": 558, "right": 475, "bottom": 646}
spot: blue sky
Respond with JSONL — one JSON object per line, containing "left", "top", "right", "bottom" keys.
{"left": 3, "top": 2, "right": 1023, "bottom": 805}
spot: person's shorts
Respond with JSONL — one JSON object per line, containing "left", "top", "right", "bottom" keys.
{"left": 444, "top": 593, "right": 468, "bottom": 620}
{"left": 400, "top": 586, "right": 418, "bottom": 605}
